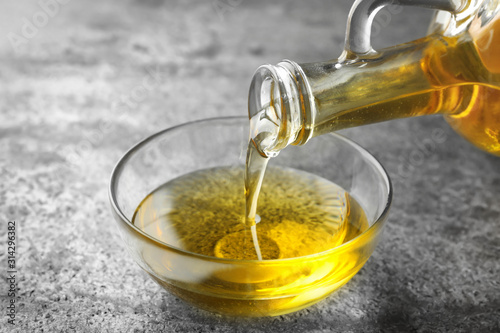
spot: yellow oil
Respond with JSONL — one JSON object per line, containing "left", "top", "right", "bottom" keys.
{"left": 132, "top": 165, "right": 372, "bottom": 316}
{"left": 133, "top": 166, "right": 368, "bottom": 261}
{"left": 307, "top": 15, "right": 500, "bottom": 155}
{"left": 444, "top": 15, "right": 500, "bottom": 154}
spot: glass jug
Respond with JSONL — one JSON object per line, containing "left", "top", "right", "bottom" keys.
{"left": 248, "top": 0, "right": 500, "bottom": 157}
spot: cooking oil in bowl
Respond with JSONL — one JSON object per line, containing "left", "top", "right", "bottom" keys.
{"left": 131, "top": 165, "right": 373, "bottom": 316}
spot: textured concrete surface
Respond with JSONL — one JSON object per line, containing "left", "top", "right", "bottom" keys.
{"left": 1, "top": 0, "right": 499, "bottom": 332}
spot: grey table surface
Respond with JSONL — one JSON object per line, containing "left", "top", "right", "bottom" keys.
{"left": 1, "top": 0, "right": 499, "bottom": 332}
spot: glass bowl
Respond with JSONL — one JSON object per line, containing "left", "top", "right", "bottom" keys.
{"left": 109, "top": 116, "right": 391, "bottom": 317}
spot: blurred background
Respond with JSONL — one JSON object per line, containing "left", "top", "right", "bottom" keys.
{"left": 1, "top": 1, "right": 499, "bottom": 332}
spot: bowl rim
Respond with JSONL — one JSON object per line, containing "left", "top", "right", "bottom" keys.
{"left": 109, "top": 116, "right": 392, "bottom": 264}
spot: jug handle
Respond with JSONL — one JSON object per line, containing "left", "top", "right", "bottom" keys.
{"left": 343, "top": 0, "right": 465, "bottom": 57}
